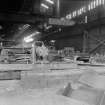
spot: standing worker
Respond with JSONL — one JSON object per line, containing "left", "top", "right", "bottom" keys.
{"left": 36, "top": 41, "right": 48, "bottom": 63}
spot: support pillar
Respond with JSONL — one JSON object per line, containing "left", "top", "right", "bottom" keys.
{"left": 32, "top": 42, "right": 36, "bottom": 64}
{"left": 56, "top": 0, "right": 60, "bottom": 17}
{"left": 83, "top": 31, "right": 88, "bottom": 53}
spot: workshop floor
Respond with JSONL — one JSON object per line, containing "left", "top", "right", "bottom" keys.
{"left": 0, "top": 63, "right": 105, "bottom": 105}
{"left": 0, "top": 70, "right": 82, "bottom": 105}
{"left": 0, "top": 87, "right": 89, "bottom": 105}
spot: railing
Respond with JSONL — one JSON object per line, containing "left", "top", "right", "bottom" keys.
{"left": 0, "top": 47, "right": 33, "bottom": 64}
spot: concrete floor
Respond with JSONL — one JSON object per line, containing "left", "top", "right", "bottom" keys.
{"left": 0, "top": 63, "right": 105, "bottom": 105}
{"left": 0, "top": 88, "right": 89, "bottom": 105}
{"left": 0, "top": 74, "right": 83, "bottom": 105}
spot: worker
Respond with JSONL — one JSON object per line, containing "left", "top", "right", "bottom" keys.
{"left": 41, "top": 44, "right": 48, "bottom": 62}
{"left": 36, "top": 42, "right": 48, "bottom": 63}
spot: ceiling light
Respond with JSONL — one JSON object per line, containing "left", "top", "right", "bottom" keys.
{"left": 90, "top": 2, "right": 94, "bottom": 9}
{"left": 102, "top": 0, "right": 105, "bottom": 4}
{"left": 78, "top": 9, "right": 82, "bottom": 15}
{"left": 35, "top": 31, "right": 40, "bottom": 34}
{"left": 45, "top": 0, "right": 54, "bottom": 4}
{"left": 88, "top": 4, "right": 91, "bottom": 11}
{"left": 85, "top": 16, "right": 88, "bottom": 23}
{"left": 28, "top": 31, "right": 40, "bottom": 38}
{"left": 50, "top": 40, "right": 55, "bottom": 43}
{"left": 96, "top": 0, "right": 99, "bottom": 6}
{"left": 81, "top": 7, "right": 84, "bottom": 12}
{"left": 80, "top": 9, "right": 82, "bottom": 14}
{"left": 99, "top": 0, "right": 102, "bottom": 5}
{"left": 73, "top": 11, "right": 76, "bottom": 17}
{"left": 80, "top": 7, "right": 85, "bottom": 13}
{"left": 24, "top": 37, "right": 34, "bottom": 43}
{"left": 93, "top": 1, "right": 96, "bottom": 8}
{"left": 23, "top": 31, "right": 40, "bottom": 43}
{"left": 41, "top": 3, "right": 49, "bottom": 9}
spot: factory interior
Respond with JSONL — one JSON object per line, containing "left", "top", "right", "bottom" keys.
{"left": 1, "top": 0, "right": 105, "bottom": 105}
